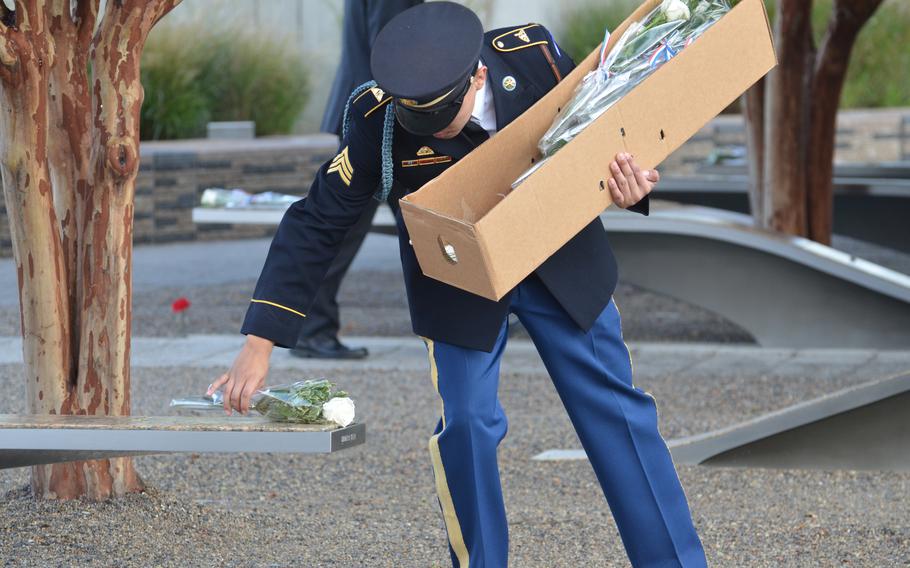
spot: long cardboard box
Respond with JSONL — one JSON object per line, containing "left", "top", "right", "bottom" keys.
{"left": 399, "top": 0, "right": 776, "bottom": 301}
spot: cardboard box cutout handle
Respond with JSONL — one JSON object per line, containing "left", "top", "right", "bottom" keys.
{"left": 437, "top": 235, "right": 459, "bottom": 264}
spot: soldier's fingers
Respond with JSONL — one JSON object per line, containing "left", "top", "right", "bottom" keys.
{"left": 633, "top": 166, "right": 651, "bottom": 195}
{"left": 239, "top": 382, "right": 259, "bottom": 415}
{"left": 222, "top": 379, "right": 235, "bottom": 414}
{"left": 608, "top": 178, "right": 624, "bottom": 206}
{"left": 647, "top": 168, "right": 660, "bottom": 183}
{"left": 612, "top": 161, "right": 634, "bottom": 205}
{"left": 618, "top": 153, "right": 637, "bottom": 190}
{"left": 207, "top": 374, "right": 229, "bottom": 396}
{"left": 229, "top": 379, "right": 244, "bottom": 414}
{"left": 622, "top": 158, "right": 644, "bottom": 203}
{"left": 609, "top": 161, "right": 629, "bottom": 197}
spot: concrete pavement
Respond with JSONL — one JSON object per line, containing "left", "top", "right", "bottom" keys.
{"left": 1, "top": 334, "right": 906, "bottom": 379}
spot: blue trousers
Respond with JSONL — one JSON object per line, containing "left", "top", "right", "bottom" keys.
{"left": 421, "top": 275, "right": 707, "bottom": 568}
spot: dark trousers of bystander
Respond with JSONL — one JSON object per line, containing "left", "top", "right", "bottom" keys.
{"left": 291, "top": 195, "right": 382, "bottom": 356}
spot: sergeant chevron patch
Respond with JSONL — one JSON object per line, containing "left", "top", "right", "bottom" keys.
{"left": 328, "top": 146, "right": 353, "bottom": 186}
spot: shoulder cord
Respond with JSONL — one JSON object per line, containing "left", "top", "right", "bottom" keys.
{"left": 341, "top": 80, "right": 395, "bottom": 202}
{"left": 377, "top": 104, "right": 395, "bottom": 202}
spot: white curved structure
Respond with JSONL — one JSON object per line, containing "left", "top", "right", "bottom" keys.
{"left": 669, "top": 371, "right": 910, "bottom": 471}
{"left": 601, "top": 202, "right": 910, "bottom": 348}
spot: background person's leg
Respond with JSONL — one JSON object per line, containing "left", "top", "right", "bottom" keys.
{"left": 291, "top": 197, "right": 381, "bottom": 359}
{"left": 420, "top": 319, "right": 510, "bottom": 568}
{"left": 513, "top": 276, "right": 707, "bottom": 568}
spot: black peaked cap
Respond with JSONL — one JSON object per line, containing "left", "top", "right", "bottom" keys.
{"left": 370, "top": 2, "right": 484, "bottom": 103}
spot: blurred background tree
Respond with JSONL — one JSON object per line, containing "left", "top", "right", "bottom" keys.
{"left": 140, "top": 21, "right": 311, "bottom": 140}
{"left": 558, "top": 0, "right": 898, "bottom": 244}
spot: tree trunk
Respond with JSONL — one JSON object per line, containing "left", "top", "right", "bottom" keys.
{"left": 742, "top": 77, "right": 765, "bottom": 225}
{"left": 0, "top": 1, "right": 72, "bottom": 418}
{"left": 805, "top": 0, "right": 883, "bottom": 245}
{"left": 761, "top": 0, "right": 812, "bottom": 234}
{"left": 0, "top": 0, "right": 181, "bottom": 501}
{"left": 747, "top": 0, "right": 881, "bottom": 245}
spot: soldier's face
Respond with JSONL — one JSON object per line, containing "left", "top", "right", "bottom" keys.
{"left": 433, "top": 66, "right": 488, "bottom": 139}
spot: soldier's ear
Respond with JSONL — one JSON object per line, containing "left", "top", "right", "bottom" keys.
{"left": 473, "top": 65, "right": 488, "bottom": 90}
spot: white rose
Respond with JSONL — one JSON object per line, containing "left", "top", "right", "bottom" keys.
{"left": 322, "top": 397, "right": 356, "bottom": 427}
{"left": 661, "top": 0, "right": 691, "bottom": 21}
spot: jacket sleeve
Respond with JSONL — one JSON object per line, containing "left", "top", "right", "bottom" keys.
{"left": 627, "top": 193, "right": 650, "bottom": 216}
{"left": 240, "top": 110, "right": 383, "bottom": 348}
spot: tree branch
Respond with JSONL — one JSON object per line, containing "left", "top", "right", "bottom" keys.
{"left": 805, "top": 0, "right": 883, "bottom": 243}
{"left": 73, "top": 0, "right": 98, "bottom": 50}
{"left": 14, "top": 0, "right": 45, "bottom": 33}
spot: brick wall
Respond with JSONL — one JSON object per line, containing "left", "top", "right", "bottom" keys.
{"left": 0, "top": 135, "right": 337, "bottom": 258}
{"left": 662, "top": 107, "right": 910, "bottom": 175}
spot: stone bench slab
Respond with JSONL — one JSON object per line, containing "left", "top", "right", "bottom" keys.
{"left": 0, "top": 414, "right": 365, "bottom": 469}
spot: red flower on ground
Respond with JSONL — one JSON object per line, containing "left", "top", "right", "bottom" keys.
{"left": 171, "top": 297, "right": 191, "bottom": 313}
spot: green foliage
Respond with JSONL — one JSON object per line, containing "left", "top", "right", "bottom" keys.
{"left": 557, "top": 0, "right": 909, "bottom": 109}
{"left": 141, "top": 23, "right": 311, "bottom": 140}
{"left": 831, "top": 0, "right": 910, "bottom": 108}
{"left": 140, "top": 26, "right": 212, "bottom": 140}
{"left": 558, "top": 0, "right": 640, "bottom": 64}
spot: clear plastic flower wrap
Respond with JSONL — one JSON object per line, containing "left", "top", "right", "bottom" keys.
{"left": 170, "top": 379, "right": 356, "bottom": 426}
{"left": 512, "top": 0, "right": 734, "bottom": 188}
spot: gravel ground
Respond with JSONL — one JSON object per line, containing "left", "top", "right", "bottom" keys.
{"left": 0, "top": 275, "right": 756, "bottom": 344}
{"left": 1, "top": 361, "right": 908, "bottom": 567}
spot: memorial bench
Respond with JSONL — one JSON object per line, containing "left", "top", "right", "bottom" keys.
{"left": 192, "top": 203, "right": 398, "bottom": 235}
{"left": 0, "top": 414, "right": 365, "bottom": 469}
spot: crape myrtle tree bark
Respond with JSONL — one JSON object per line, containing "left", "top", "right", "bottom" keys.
{"left": 0, "top": 0, "right": 181, "bottom": 500}
{"left": 743, "top": 0, "right": 883, "bottom": 244}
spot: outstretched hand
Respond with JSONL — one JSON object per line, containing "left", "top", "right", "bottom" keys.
{"left": 208, "top": 335, "right": 274, "bottom": 415}
{"left": 607, "top": 152, "right": 659, "bottom": 209}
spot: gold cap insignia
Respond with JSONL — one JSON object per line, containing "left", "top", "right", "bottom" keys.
{"left": 515, "top": 29, "right": 530, "bottom": 43}
{"left": 416, "top": 146, "right": 435, "bottom": 157}
{"left": 327, "top": 146, "right": 353, "bottom": 186}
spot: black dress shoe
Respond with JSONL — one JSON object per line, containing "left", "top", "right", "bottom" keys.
{"left": 290, "top": 336, "right": 369, "bottom": 360}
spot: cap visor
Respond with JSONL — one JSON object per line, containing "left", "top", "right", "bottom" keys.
{"left": 394, "top": 102, "right": 462, "bottom": 137}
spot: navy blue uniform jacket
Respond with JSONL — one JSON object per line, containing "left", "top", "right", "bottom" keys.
{"left": 242, "top": 24, "right": 650, "bottom": 353}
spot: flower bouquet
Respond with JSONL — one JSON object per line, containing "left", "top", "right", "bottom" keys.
{"left": 512, "top": 0, "right": 735, "bottom": 188}
{"left": 170, "top": 379, "right": 356, "bottom": 427}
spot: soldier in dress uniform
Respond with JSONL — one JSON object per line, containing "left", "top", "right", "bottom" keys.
{"left": 211, "top": 3, "right": 707, "bottom": 567}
